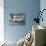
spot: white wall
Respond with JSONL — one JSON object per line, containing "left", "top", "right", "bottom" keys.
{"left": 0, "top": 0, "right": 4, "bottom": 42}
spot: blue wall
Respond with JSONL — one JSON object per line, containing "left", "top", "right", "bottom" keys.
{"left": 40, "top": 0, "right": 46, "bottom": 44}
{"left": 4, "top": 0, "right": 40, "bottom": 42}
{"left": 40, "top": 0, "right": 46, "bottom": 27}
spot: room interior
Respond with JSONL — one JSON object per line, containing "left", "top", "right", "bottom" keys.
{"left": 0, "top": 0, "right": 46, "bottom": 46}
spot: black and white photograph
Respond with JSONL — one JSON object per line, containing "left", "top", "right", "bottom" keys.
{"left": 9, "top": 13, "right": 25, "bottom": 25}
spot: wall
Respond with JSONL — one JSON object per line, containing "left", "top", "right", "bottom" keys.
{"left": 0, "top": 0, "right": 4, "bottom": 42}
{"left": 40, "top": 0, "right": 46, "bottom": 26}
{"left": 40, "top": 0, "right": 46, "bottom": 45}
{"left": 4, "top": 0, "right": 40, "bottom": 42}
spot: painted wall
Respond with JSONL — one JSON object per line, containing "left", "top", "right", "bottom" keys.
{"left": 0, "top": 0, "right": 4, "bottom": 42}
{"left": 4, "top": 0, "right": 40, "bottom": 42}
{"left": 40, "top": 0, "right": 46, "bottom": 45}
{"left": 40, "top": 0, "right": 46, "bottom": 26}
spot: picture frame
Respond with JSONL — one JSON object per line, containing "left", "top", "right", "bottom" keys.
{"left": 9, "top": 13, "right": 25, "bottom": 25}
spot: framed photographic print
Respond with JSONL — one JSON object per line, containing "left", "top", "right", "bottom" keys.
{"left": 9, "top": 13, "right": 25, "bottom": 25}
